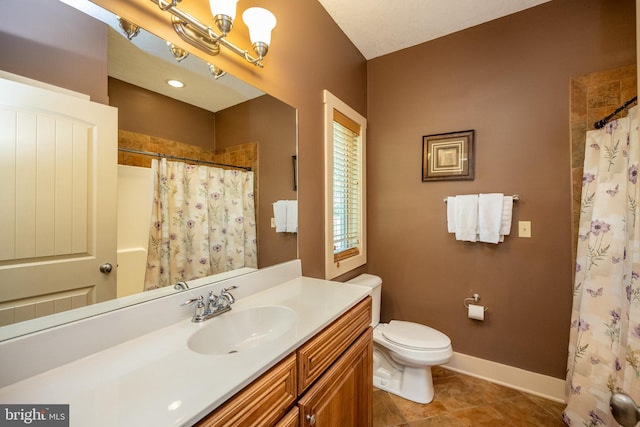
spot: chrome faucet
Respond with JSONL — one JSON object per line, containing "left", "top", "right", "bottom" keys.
{"left": 181, "top": 285, "right": 238, "bottom": 322}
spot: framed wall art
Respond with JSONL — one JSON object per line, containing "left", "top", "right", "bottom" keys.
{"left": 422, "top": 130, "right": 475, "bottom": 181}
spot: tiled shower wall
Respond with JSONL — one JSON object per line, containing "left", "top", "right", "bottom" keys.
{"left": 570, "top": 64, "right": 637, "bottom": 264}
{"left": 117, "top": 130, "right": 257, "bottom": 172}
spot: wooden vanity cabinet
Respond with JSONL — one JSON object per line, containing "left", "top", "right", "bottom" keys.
{"left": 197, "top": 297, "right": 372, "bottom": 427}
{"left": 297, "top": 328, "right": 372, "bottom": 427}
{"left": 195, "top": 354, "right": 297, "bottom": 427}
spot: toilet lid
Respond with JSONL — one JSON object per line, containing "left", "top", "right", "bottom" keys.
{"left": 382, "top": 320, "right": 451, "bottom": 350}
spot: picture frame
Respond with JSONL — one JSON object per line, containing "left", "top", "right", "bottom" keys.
{"left": 422, "top": 130, "right": 475, "bottom": 181}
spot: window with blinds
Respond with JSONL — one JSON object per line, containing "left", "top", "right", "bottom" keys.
{"left": 333, "top": 109, "right": 361, "bottom": 262}
{"left": 323, "top": 90, "right": 366, "bottom": 279}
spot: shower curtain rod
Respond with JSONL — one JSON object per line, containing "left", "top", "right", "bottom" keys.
{"left": 117, "top": 147, "right": 252, "bottom": 171}
{"left": 594, "top": 96, "right": 638, "bottom": 129}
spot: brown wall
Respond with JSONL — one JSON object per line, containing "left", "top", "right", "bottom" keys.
{"left": 0, "top": 0, "right": 108, "bottom": 104}
{"left": 215, "top": 96, "right": 298, "bottom": 268}
{"left": 366, "top": 0, "right": 636, "bottom": 378}
{"left": 109, "top": 77, "right": 216, "bottom": 148}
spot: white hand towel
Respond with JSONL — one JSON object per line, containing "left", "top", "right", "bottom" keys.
{"left": 447, "top": 197, "right": 456, "bottom": 233}
{"left": 285, "top": 200, "right": 298, "bottom": 233}
{"left": 454, "top": 194, "right": 478, "bottom": 242}
{"left": 273, "top": 201, "right": 287, "bottom": 232}
{"left": 478, "top": 193, "right": 503, "bottom": 244}
{"left": 499, "top": 196, "right": 513, "bottom": 242}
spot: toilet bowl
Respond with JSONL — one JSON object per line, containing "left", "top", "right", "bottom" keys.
{"left": 347, "top": 274, "right": 452, "bottom": 404}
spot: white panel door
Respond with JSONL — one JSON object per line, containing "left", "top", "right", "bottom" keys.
{"left": 0, "top": 76, "right": 117, "bottom": 326}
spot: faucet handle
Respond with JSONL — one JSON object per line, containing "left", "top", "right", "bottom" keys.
{"left": 221, "top": 285, "right": 238, "bottom": 304}
{"left": 181, "top": 295, "right": 204, "bottom": 306}
{"left": 182, "top": 295, "right": 205, "bottom": 318}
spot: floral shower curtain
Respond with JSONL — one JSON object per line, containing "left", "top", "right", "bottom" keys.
{"left": 564, "top": 106, "right": 640, "bottom": 426}
{"left": 144, "top": 159, "right": 257, "bottom": 291}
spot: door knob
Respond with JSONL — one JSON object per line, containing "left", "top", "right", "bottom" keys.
{"left": 99, "top": 263, "right": 113, "bottom": 274}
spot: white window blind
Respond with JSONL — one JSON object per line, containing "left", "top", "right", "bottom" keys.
{"left": 333, "top": 109, "right": 361, "bottom": 262}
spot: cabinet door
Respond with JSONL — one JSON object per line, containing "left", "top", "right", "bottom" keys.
{"left": 275, "top": 407, "right": 299, "bottom": 427}
{"left": 297, "top": 297, "right": 371, "bottom": 394}
{"left": 298, "top": 328, "right": 372, "bottom": 427}
{"left": 197, "top": 354, "right": 297, "bottom": 427}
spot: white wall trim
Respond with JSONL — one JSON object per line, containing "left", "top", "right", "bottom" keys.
{"left": 443, "top": 352, "right": 566, "bottom": 403}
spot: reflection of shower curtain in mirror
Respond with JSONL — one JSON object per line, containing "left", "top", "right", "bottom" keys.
{"left": 144, "top": 159, "right": 257, "bottom": 290}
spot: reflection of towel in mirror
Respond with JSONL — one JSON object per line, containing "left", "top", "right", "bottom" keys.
{"left": 286, "top": 200, "right": 298, "bottom": 233}
{"left": 273, "top": 201, "right": 287, "bottom": 232}
{"left": 273, "top": 200, "right": 298, "bottom": 233}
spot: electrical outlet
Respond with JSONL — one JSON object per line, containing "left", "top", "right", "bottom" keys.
{"left": 271, "top": 217, "right": 276, "bottom": 228}
{"left": 518, "top": 221, "right": 532, "bottom": 238}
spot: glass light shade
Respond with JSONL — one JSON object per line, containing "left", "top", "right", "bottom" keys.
{"left": 242, "top": 7, "right": 276, "bottom": 46}
{"left": 210, "top": 0, "right": 239, "bottom": 21}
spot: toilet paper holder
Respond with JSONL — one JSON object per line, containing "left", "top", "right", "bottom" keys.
{"left": 463, "top": 294, "right": 489, "bottom": 312}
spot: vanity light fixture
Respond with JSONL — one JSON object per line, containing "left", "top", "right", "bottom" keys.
{"left": 242, "top": 7, "right": 276, "bottom": 60}
{"left": 118, "top": 17, "right": 140, "bottom": 40}
{"left": 208, "top": 63, "right": 227, "bottom": 80}
{"left": 167, "top": 79, "right": 185, "bottom": 88}
{"left": 167, "top": 42, "right": 189, "bottom": 62}
{"left": 150, "top": 0, "right": 276, "bottom": 68}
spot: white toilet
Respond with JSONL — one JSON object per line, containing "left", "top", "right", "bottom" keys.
{"left": 347, "top": 274, "right": 452, "bottom": 404}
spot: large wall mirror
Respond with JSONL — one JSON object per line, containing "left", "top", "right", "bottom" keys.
{"left": 0, "top": 0, "right": 297, "bottom": 340}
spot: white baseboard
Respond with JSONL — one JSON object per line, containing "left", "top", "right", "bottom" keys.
{"left": 443, "top": 352, "right": 566, "bottom": 403}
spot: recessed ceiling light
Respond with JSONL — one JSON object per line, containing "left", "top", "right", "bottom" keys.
{"left": 167, "top": 79, "right": 185, "bottom": 88}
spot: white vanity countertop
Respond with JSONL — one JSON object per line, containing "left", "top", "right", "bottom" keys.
{"left": 0, "top": 276, "right": 370, "bottom": 426}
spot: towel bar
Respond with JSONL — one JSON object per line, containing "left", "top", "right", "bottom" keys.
{"left": 443, "top": 194, "right": 519, "bottom": 203}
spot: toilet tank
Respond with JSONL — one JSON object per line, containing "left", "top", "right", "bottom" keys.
{"left": 346, "top": 274, "right": 382, "bottom": 327}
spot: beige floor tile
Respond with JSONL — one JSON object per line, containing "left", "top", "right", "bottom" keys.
{"left": 492, "top": 396, "right": 566, "bottom": 426}
{"left": 373, "top": 370, "right": 565, "bottom": 427}
{"left": 433, "top": 376, "right": 492, "bottom": 411}
{"left": 525, "top": 393, "right": 567, "bottom": 419}
{"left": 406, "top": 414, "right": 465, "bottom": 427}
{"left": 449, "top": 406, "right": 510, "bottom": 427}
{"left": 388, "top": 393, "right": 449, "bottom": 421}
{"left": 374, "top": 389, "right": 407, "bottom": 427}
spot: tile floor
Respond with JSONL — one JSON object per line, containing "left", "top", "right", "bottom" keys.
{"left": 373, "top": 367, "right": 567, "bottom": 427}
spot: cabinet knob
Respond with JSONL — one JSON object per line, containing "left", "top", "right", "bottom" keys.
{"left": 306, "top": 414, "right": 316, "bottom": 425}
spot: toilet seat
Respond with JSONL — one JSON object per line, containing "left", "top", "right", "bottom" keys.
{"left": 381, "top": 320, "right": 451, "bottom": 350}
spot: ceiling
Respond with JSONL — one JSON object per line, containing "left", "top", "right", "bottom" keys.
{"left": 317, "top": 0, "right": 551, "bottom": 60}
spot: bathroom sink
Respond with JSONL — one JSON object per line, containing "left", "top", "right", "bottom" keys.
{"left": 187, "top": 305, "right": 297, "bottom": 355}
